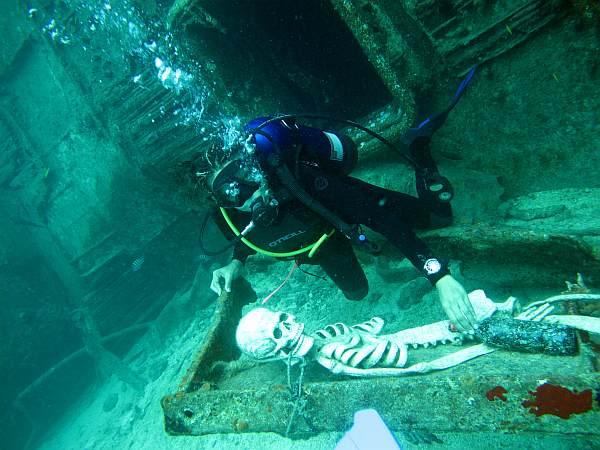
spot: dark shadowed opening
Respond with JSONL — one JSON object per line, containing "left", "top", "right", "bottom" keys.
{"left": 185, "top": 0, "right": 392, "bottom": 119}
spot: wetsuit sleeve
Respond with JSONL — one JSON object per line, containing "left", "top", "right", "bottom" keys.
{"left": 296, "top": 165, "right": 450, "bottom": 285}
{"left": 400, "top": 228, "right": 450, "bottom": 285}
{"left": 210, "top": 208, "right": 256, "bottom": 264}
{"left": 232, "top": 241, "right": 255, "bottom": 264}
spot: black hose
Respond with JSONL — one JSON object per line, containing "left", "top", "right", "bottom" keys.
{"left": 275, "top": 164, "right": 355, "bottom": 237}
{"left": 252, "top": 128, "right": 355, "bottom": 237}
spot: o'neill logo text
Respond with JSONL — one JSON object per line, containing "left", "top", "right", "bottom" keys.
{"left": 268, "top": 230, "right": 306, "bottom": 247}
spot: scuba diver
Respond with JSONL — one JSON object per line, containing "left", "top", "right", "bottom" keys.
{"left": 193, "top": 68, "right": 478, "bottom": 331}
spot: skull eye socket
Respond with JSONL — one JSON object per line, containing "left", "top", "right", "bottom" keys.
{"left": 273, "top": 328, "right": 282, "bottom": 339}
{"left": 280, "top": 313, "right": 289, "bottom": 321}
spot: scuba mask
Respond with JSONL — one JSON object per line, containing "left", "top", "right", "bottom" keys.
{"left": 209, "top": 157, "right": 280, "bottom": 226}
{"left": 207, "top": 158, "right": 263, "bottom": 208}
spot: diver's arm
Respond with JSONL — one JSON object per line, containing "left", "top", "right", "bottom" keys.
{"left": 232, "top": 242, "right": 255, "bottom": 265}
{"left": 210, "top": 206, "right": 256, "bottom": 264}
{"left": 209, "top": 243, "right": 252, "bottom": 295}
{"left": 211, "top": 259, "right": 245, "bottom": 295}
{"left": 395, "top": 227, "right": 477, "bottom": 331}
{"left": 435, "top": 274, "right": 477, "bottom": 332}
{"left": 208, "top": 207, "right": 255, "bottom": 294}
{"left": 393, "top": 225, "right": 449, "bottom": 285}
{"left": 209, "top": 221, "right": 256, "bottom": 295}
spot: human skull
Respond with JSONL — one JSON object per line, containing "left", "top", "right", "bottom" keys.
{"left": 236, "top": 308, "right": 309, "bottom": 360}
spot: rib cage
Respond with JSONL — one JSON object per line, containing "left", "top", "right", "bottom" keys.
{"left": 314, "top": 317, "right": 384, "bottom": 340}
{"left": 318, "top": 335, "right": 408, "bottom": 369}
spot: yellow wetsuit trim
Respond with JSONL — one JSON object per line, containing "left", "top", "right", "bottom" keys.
{"left": 220, "top": 207, "right": 333, "bottom": 258}
{"left": 308, "top": 232, "right": 331, "bottom": 258}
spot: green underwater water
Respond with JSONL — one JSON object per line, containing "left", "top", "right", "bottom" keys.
{"left": 1, "top": 0, "right": 599, "bottom": 449}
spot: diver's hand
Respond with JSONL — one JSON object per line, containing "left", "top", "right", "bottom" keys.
{"left": 210, "top": 260, "right": 244, "bottom": 295}
{"left": 435, "top": 275, "right": 477, "bottom": 332}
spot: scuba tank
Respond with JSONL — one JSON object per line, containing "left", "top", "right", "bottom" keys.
{"left": 297, "top": 126, "right": 357, "bottom": 176}
{"left": 245, "top": 117, "right": 358, "bottom": 176}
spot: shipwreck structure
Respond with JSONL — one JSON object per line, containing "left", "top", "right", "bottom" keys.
{"left": 2, "top": 0, "right": 599, "bottom": 447}
{"left": 161, "top": 280, "right": 600, "bottom": 438}
{"left": 157, "top": 0, "right": 600, "bottom": 440}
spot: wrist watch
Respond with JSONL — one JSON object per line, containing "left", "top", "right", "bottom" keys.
{"left": 423, "top": 258, "right": 442, "bottom": 275}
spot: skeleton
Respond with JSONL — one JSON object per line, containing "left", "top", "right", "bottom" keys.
{"left": 518, "top": 273, "right": 600, "bottom": 334}
{"left": 236, "top": 286, "right": 600, "bottom": 377}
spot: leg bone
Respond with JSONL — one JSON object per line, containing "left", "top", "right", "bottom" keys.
{"left": 316, "top": 344, "right": 495, "bottom": 377}
{"left": 543, "top": 315, "right": 600, "bottom": 334}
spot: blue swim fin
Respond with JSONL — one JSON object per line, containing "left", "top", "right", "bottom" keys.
{"left": 335, "top": 409, "right": 402, "bottom": 450}
{"left": 402, "top": 66, "right": 477, "bottom": 146}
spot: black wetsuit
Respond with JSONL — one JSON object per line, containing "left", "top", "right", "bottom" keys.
{"left": 216, "top": 136, "right": 452, "bottom": 301}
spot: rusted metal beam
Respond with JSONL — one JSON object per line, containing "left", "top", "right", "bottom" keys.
{"left": 406, "top": 0, "right": 565, "bottom": 75}
{"left": 177, "top": 278, "right": 256, "bottom": 393}
{"left": 329, "top": 0, "right": 428, "bottom": 105}
{"left": 161, "top": 232, "right": 600, "bottom": 437}
{"left": 162, "top": 373, "right": 600, "bottom": 436}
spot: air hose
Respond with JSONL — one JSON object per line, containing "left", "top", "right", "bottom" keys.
{"left": 219, "top": 206, "right": 333, "bottom": 258}
{"left": 198, "top": 208, "right": 332, "bottom": 258}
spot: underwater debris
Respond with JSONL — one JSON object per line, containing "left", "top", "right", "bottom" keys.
{"left": 486, "top": 386, "right": 508, "bottom": 402}
{"left": 562, "top": 273, "right": 591, "bottom": 295}
{"left": 130, "top": 255, "right": 145, "bottom": 272}
{"left": 476, "top": 312, "right": 578, "bottom": 355}
{"left": 232, "top": 418, "right": 249, "bottom": 432}
{"left": 522, "top": 383, "right": 593, "bottom": 419}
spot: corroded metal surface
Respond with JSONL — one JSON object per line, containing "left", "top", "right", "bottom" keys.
{"left": 405, "top": 0, "right": 565, "bottom": 75}
{"left": 329, "top": 0, "right": 426, "bottom": 105}
{"left": 163, "top": 371, "right": 599, "bottom": 437}
{"left": 422, "top": 225, "right": 600, "bottom": 283}
{"left": 176, "top": 278, "right": 256, "bottom": 393}
{"left": 102, "top": 74, "right": 211, "bottom": 169}
{"left": 161, "top": 234, "right": 600, "bottom": 437}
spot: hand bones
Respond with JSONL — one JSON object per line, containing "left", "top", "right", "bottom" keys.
{"left": 516, "top": 272, "right": 600, "bottom": 334}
